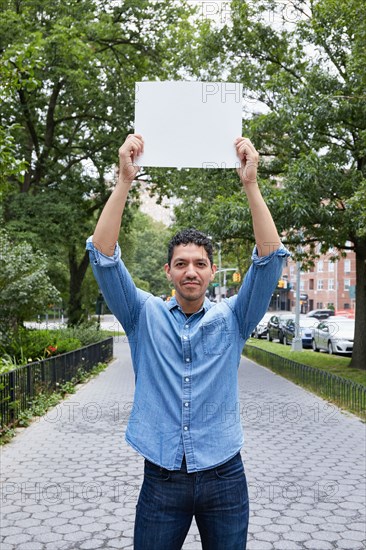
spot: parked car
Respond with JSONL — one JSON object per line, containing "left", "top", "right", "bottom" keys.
{"left": 312, "top": 318, "right": 355, "bottom": 355}
{"left": 282, "top": 317, "right": 317, "bottom": 348}
{"left": 267, "top": 313, "right": 294, "bottom": 343}
{"left": 252, "top": 312, "right": 273, "bottom": 339}
{"left": 306, "top": 309, "right": 335, "bottom": 320}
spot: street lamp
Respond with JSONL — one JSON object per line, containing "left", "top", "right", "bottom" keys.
{"left": 292, "top": 246, "right": 303, "bottom": 352}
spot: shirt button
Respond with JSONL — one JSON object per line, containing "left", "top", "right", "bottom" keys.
{"left": 184, "top": 426, "right": 189, "bottom": 431}
{"left": 183, "top": 335, "right": 188, "bottom": 340}
{"left": 186, "top": 358, "right": 190, "bottom": 362}
{"left": 184, "top": 402, "right": 189, "bottom": 407}
{"left": 185, "top": 324, "right": 189, "bottom": 328}
{"left": 185, "top": 377, "right": 190, "bottom": 382}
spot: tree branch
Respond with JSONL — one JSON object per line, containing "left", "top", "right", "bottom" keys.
{"left": 316, "top": 131, "right": 354, "bottom": 150}
{"left": 44, "top": 80, "right": 65, "bottom": 148}
{"left": 18, "top": 88, "right": 40, "bottom": 157}
{"left": 258, "top": 53, "right": 304, "bottom": 81}
{"left": 54, "top": 113, "right": 110, "bottom": 125}
{"left": 33, "top": 80, "right": 65, "bottom": 185}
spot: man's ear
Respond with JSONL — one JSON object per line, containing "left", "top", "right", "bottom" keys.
{"left": 164, "top": 263, "right": 171, "bottom": 280}
{"left": 211, "top": 263, "right": 217, "bottom": 280}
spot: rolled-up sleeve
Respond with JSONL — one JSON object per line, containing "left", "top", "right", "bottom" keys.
{"left": 230, "top": 244, "right": 291, "bottom": 340}
{"left": 86, "top": 236, "right": 150, "bottom": 335}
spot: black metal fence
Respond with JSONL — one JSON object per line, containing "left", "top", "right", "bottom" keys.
{"left": 244, "top": 345, "right": 366, "bottom": 419}
{"left": 0, "top": 338, "right": 113, "bottom": 429}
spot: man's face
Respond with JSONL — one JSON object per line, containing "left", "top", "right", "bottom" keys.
{"left": 164, "top": 244, "right": 217, "bottom": 312}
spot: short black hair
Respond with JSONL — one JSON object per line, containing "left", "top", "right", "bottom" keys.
{"left": 167, "top": 228, "right": 213, "bottom": 266}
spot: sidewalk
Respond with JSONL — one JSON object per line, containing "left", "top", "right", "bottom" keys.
{"left": 1, "top": 337, "right": 365, "bottom": 550}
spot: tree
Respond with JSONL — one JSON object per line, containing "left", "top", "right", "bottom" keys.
{"left": 0, "top": 126, "right": 27, "bottom": 192}
{"left": 0, "top": 0, "right": 208, "bottom": 323}
{"left": 121, "top": 211, "right": 172, "bottom": 296}
{"left": 148, "top": 0, "right": 365, "bottom": 369}
{"left": 0, "top": 228, "right": 60, "bottom": 335}
{"left": 0, "top": 58, "right": 27, "bottom": 192}
{"left": 224, "top": 0, "right": 366, "bottom": 369}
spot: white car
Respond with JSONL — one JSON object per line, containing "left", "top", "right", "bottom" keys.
{"left": 312, "top": 319, "right": 355, "bottom": 355}
{"left": 252, "top": 312, "right": 273, "bottom": 339}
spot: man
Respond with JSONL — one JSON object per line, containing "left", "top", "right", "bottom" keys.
{"left": 86, "top": 134, "right": 289, "bottom": 549}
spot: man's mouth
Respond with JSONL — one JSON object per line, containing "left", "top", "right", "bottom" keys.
{"left": 183, "top": 281, "right": 200, "bottom": 286}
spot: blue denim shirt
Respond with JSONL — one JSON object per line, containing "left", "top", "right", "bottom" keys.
{"left": 86, "top": 237, "right": 290, "bottom": 472}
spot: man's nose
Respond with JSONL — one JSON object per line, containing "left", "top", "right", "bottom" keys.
{"left": 186, "top": 264, "right": 197, "bottom": 277}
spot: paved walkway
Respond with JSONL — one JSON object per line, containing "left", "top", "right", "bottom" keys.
{"left": 1, "top": 337, "right": 365, "bottom": 550}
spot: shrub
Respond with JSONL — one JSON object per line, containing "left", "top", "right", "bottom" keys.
{"left": 54, "top": 338, "right": 82, "bottom": 354}
{"left": 59, "top": 322, "right": 102, "bottom": 346}
{"left": 1, "top": 328, "right": 54, "bottom": 362}
{"left": 0, "top": 322, "right": 104, "bottom": 371}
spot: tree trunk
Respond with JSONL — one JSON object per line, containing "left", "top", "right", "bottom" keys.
{"left": 68, "top": 246, "right": 90, "bottom": 326}
{"left": 350, "top": 237, "right": 366, "bottom": 370}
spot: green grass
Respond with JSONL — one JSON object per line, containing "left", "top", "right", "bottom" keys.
{"left": 100, "top": 329, "right": 125, "bottom": 338}
{"left": 246, "top": 338, "right": 366, "bottom": 387}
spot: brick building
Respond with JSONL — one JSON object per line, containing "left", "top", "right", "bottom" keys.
{"left": 271, "top": 245, "right": 356, "bottom": 314}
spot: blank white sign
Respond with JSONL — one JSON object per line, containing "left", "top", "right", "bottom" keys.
{"left": 134, "top": 81, "right": 243, "bottom": 169}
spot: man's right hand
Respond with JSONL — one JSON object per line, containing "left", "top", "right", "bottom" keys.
{"left": 118, "top": 133, "right": 144, "bottom": 184}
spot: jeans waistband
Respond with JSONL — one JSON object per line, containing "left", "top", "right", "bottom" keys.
{"left": 179, "top": 452, "right": 241, "bottom": 473}
{"left": 145, "top": 452, "right": 241, "bottom": 475}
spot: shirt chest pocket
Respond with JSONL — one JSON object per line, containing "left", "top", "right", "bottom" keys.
{"left": 201, "top": 317, "right": 230, "bottom": 356}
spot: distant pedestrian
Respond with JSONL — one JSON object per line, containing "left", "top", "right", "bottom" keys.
{"left": 87, "top": 133, "right": 289, "bottom": 549}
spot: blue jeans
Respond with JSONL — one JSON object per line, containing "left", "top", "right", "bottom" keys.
{"left": 134, "top": 452, "right": 249, "bottom": 550}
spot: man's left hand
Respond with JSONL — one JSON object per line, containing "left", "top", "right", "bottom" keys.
{"left": 235, "top": 137, "right": 259, "bottom": 186}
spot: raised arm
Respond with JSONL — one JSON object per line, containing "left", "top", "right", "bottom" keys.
{"left": 93, "top": 134, "right": 144, "bottom": 256}
{"left": 235, "top": 137, "right": 281, "bottom": 256}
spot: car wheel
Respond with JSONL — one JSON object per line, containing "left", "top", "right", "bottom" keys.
{"left": 328, "top": 341, "right": 334, "bottom": 355}
{"left": 279, "top": 331, "right": 284, "bottom": 344}
{"left": 267, "top": 332, "right": 272, "bottom": 342}
{"left": 254, "top": 330, "right": 260, "bottom": 339}
{"left": 283, "top": 336, "right": 287, "bottom": 346}
{"left": 312, "top": 339, "right": 318, "bottom": 352}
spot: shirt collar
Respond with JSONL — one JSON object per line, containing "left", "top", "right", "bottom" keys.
{"left": 166, "top": 295, "right": 212, "bottom": 314}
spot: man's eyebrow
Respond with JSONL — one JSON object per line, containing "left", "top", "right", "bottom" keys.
{"left": 173, "top": 257, "right": 208, "bottom": 263}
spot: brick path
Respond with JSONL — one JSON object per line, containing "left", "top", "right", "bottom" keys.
{"left": 1, "top": 337, "right": 365, "bottom": 550}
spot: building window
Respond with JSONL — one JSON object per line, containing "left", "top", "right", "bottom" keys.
{"left": 344, "top": 259, "right": 351, "bottom": 273}
{"left": 290, "top": 266, "right": 295, "bottom": 277}
{"left": 344, "top": 303, "right": 350, "bottom": 309}
{"left": 344, "top": 279, "right": 351, "bottom": 291}
{"left": 317, "top": 260, "right": 324, "bottom": 272}
{"left": 328, "top": 279, "right": 335, "bottom": 291}
{"left": 328, "top": 262, "right": 335, "bottom": 272}
{"left": 317, "top": 279, "right": 324, "bottom": 290}
{"left": 316, "top": 302, "right": 323, "bottom": 309}
{"left": 300, "top": 280, "right": 305, "bottom": 291}
{"left": 309, "top": 279, "right": 314, "bottom": 290}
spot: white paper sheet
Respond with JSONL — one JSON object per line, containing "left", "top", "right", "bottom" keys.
{"left": 134, "top": 81, "right": 243, "bottom": 169}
